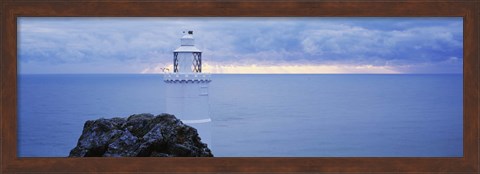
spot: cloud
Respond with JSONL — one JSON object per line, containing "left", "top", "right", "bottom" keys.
{"left": 297, "top": 23, "right": 462, "bottom": 66}
{"left": 18, "top": 17, "right": 462, "bottom": 74}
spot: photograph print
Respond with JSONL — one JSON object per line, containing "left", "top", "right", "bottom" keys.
{"left": 18, "top": 17, "right": 463, "bottom": 157}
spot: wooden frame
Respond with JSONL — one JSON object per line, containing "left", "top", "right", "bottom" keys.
{"left": 1, "top": 0, "right": 478, "bottom": 173}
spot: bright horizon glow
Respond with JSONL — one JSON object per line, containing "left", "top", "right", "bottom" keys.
{"left": 141, "top": 63, "right": 401, "bottom": 74}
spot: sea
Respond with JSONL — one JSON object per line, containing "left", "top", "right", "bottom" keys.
{"left": 18, "top": 74, "right": 463, "bottom": 157}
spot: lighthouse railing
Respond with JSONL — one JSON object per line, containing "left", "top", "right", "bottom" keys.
{"left": 163, "top": 73, "right": 211, "bottom": 82}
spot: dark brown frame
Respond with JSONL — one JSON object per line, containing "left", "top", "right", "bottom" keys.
{"left": 1, "top": 0, "right": 478, "bottom": 173}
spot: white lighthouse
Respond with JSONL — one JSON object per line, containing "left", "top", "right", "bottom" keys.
{"left": 164, "top": 31, "right": 212, "bottom": 146}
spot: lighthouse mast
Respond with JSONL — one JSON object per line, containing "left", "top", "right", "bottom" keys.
{"left": 164, "top": 31, "right": 212, "bottom": 146}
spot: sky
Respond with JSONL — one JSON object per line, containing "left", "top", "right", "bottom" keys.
{"left": 18, "top": 17, "right": 463, "bottom": 74}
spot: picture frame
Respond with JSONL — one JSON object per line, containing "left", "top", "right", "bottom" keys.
{"left": 1, "top": 0, "right": 478, "bottom": 173}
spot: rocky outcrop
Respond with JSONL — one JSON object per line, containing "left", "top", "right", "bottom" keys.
{"left": 69, "top": 113, "right": 213, "bottom": 157}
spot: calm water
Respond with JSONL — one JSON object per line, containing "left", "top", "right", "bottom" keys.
{"left": 18, "top": 74, "right": 463, "bottom": 157}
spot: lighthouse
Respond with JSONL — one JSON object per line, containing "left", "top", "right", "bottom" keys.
{"left": 164, "top": 31, "right": 212, "bottom": 146}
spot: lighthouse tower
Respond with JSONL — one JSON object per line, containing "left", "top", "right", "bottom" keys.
{"left": 164, "top": 31, "right": 212, "bottom": 146}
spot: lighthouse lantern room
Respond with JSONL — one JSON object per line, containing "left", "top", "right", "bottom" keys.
{"left": 164, "top": 31, "right": 212, "bottom": 146}
{"left": 173, "top": 31, "right": 202, "bottom": 73}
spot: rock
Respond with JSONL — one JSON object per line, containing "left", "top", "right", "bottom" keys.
{"left": 69, "top": 113, "right": 213, "bottom": 157}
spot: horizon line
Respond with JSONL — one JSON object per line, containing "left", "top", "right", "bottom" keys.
{"left": 18, "top": 73, "right": 464, "bottom": 75}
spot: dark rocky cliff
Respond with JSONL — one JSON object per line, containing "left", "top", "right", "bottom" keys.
{"left": 69, "top": 113, "right": 213, "bottom": 157}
